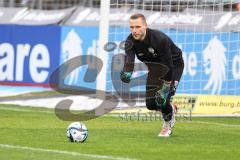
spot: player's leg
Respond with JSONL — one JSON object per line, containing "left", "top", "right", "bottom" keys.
{"left": 157, "top": 83, "right": 177, "bottom": 137}
{"left": 158, "top": 63, "right": 184, "bottom": 137}
{"left": 145, "top": 74, "right": 161, "bottom": 111}
{"left": 145, "top": 62, "right": 169, "bottom": 111}
{"left": 145, "top": 67, "right": 176, "bottom": 113}
{"left": 157, "top": 80, "right": 177, "bottom": 120}
{"left": 145, "top": 62, "right": 183, "bottom": 137}
{"left": 145, "top": 73, "right": 176, "bottom": 137}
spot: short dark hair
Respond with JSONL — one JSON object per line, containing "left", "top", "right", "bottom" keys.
{"left": 130, "top": 13, "right": 146, "bottom": 23}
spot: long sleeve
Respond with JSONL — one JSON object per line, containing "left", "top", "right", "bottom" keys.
{"left": 162, "top": 38, "right": 173, "bottom": 71}
{"left": 123, "top": 38, "right": 135, "bottom": 73}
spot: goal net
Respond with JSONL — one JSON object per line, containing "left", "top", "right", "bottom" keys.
{"left": 102, "top": 0, "right": 240, "bottom": 114}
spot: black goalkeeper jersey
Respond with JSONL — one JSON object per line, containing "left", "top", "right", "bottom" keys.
{"left": 123, "top": 28, "right": 183, "bottom": 76}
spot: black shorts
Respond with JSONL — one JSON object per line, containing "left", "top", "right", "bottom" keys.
{"left": 145, "top": 61, "right": 184, "bottom": 105}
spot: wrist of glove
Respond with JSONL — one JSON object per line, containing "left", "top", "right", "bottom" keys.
{"left": 120, "top": 71, "right": 132, "bottom": 83}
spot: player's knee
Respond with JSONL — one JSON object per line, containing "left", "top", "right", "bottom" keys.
{"left": 146, "top": 99, "right": 159, "bottom": 110}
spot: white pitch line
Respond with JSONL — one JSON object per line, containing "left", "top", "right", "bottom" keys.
{"left": 186, "top": 121, "right": 240, "bottom": 127}
{"left": 0, "top": 144, "right": 137, "bottom": 160}
{"left": 0, "top": 107, "right": 53, "bottom": 114}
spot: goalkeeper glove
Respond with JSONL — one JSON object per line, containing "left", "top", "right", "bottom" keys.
{"left": 155, "top": 81, "right": 171, "bottom": 107}
{"left": 120, "top": 71, "right": 132, "bottom": 83}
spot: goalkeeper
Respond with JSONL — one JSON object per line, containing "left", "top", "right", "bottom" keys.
{"left": 120, "top": 13, "right": 184, "bottom": 137}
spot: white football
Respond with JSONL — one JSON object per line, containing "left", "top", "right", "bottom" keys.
{"left": 66, "top": 122, "right": 88, "bottom": 143}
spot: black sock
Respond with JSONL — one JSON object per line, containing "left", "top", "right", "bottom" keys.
{"left": 161, "top": 103, "right": 173, "bottom": 121}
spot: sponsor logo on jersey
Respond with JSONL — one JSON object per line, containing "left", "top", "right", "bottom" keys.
{"left": 148, "top": 47, "right": 158, "bottom": 57}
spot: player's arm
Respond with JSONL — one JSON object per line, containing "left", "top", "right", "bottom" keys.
{"left": 152, "top": 31, "right": 174, "bottom": 76}
{"left": 120, "top": 39, "right": 135, "bottom": 83}
{"left": 155, "top": 36, "right": 174, "bottom": 106}
{"left": 162, "top": 37, "right": 174, "bottom": 74}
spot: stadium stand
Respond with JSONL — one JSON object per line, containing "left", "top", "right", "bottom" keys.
{"left": 0, "top": 0, "right": 239, "bottom": 11}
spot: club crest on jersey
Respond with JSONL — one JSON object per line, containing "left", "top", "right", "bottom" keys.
{"left": 148, "top": 47, "right": 157, "bottom": 57}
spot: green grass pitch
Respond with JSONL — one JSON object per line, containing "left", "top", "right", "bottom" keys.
{"left": 0, "top": 104, "right": 240, "bottom": 160}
